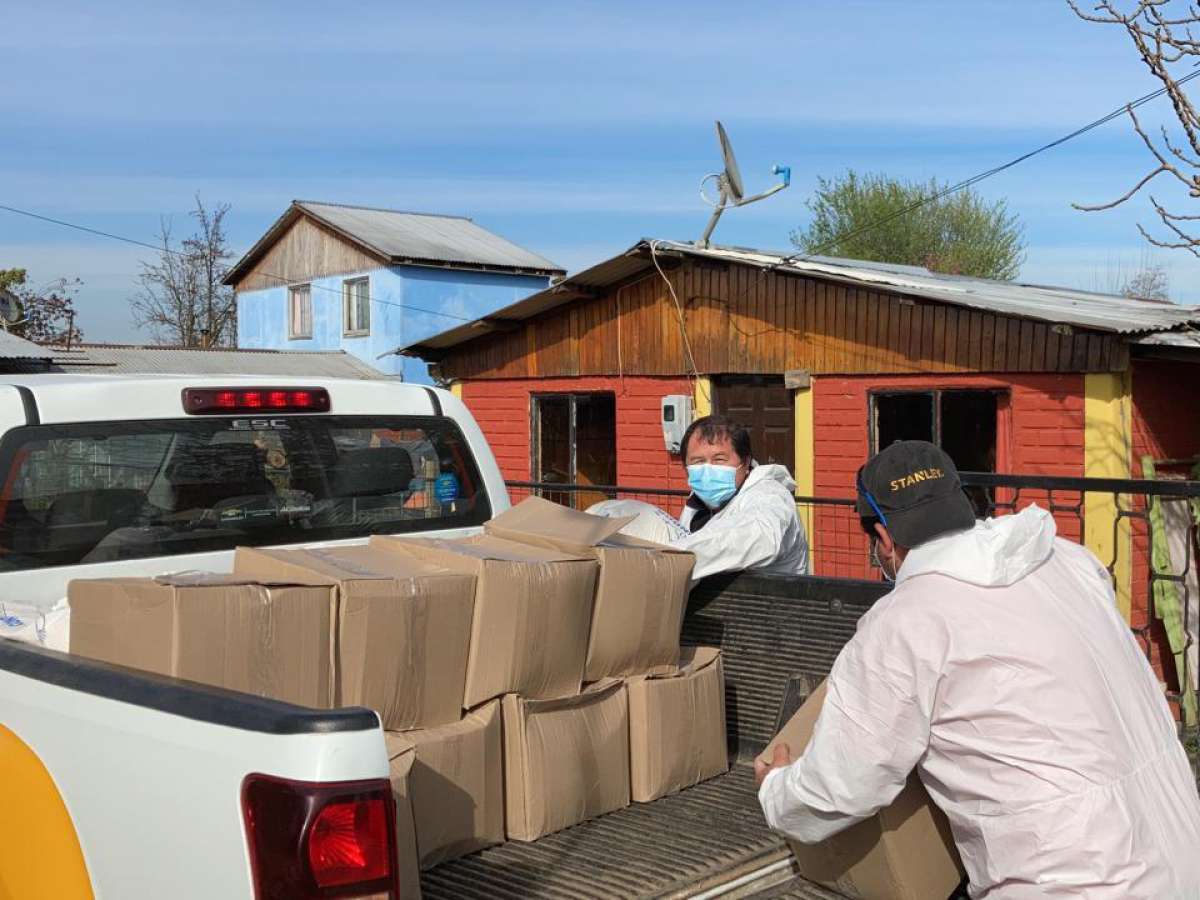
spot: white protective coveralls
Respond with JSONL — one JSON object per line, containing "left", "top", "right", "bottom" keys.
{"left": 585, "top": 498, "right": 690, "bottom": 546}
{"left": 758, "top": 505, "right": 1200, "bottom": 899}
{"left": 674, "top": 463, "right": 809, "bottom": 581}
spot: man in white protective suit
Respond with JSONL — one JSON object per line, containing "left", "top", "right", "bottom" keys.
{"left": 587, "top": 414, "right": 809, "bottom": 579}
{"left": 755, "top": 440, "right": 1200, "bottom": 899}
{"left": 672, "top": 415, "right": 808, "bottom": 581}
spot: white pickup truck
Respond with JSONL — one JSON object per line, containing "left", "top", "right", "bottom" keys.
{"left": 0, "top": 373, "right": 509, "bottom": 900}
{"left": 0, "top": 372, "right": 949, "bottom": 900}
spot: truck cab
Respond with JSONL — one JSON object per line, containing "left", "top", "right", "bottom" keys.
{"left": 0, "top": 373, "right": 509, "bottom": 615}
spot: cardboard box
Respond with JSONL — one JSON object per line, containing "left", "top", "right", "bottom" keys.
{"left": 384, "top": 734, "right": 424, "bottom": 900}
{"left": 68, "top": 574, "right": 335, "bottom": 707}
{"left": 759, "top": 680, "right": 965, "bottom": 900}
{"left": 393, "top": 699, "right": 504, "bottom": 868}
{"left": 233, "top": 545, "right": 476, "bottom": 729}
{"left": 627, "top": 646, "right": 728, "bottom": 802}
{"left": 502, "top": 678, "right": 631, "bottom": 841}
{"left": 484, "top": 497, "right": 694, "bottom": 680}
{"left": 370, "top": 534, "right": 597, "bottom": 706}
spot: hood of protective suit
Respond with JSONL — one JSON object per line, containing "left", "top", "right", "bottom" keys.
{"left": 896, "top": 504, "right": 1056, "bottom": 589}
{"left": 741, "top": 462, "right": 797, "bottom": 494}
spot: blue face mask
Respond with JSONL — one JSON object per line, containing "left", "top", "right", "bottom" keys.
{"left": 687, "top": 463, "right": 740, "bottom": 509}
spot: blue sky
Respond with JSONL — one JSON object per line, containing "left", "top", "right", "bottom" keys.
{"left": 4, "top": 0, "right": 1200, "bottom": 342}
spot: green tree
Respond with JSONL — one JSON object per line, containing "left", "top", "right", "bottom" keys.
{"left": 791, "top": 171, "right": 1026, "bottom": 281}
{"left": 0, "top": 268, "right": 84, "bottom": 345}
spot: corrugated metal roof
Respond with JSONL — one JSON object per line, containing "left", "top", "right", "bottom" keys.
{"left": 399, "top": 247, "right": 653, "bottom": 354}
{"left": 1134, "top": 329, "right": 1200, "bottom": 349}
{"left": 398, "top": 239, "right": 1200, "bottom": 359}
{"left": 0, "top": 330, "right": 52, "bottom": 361}
{"left": 669, "top": 242, "right": 1200, "bottom": 334}
{"left": 224, "top": 201, "right": 564, "bottom": 285}
{"left": 43, "top": 345, "right": 388, "bottom": 379}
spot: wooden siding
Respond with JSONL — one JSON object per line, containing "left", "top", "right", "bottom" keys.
{"left": 438, "top": 259, "right": 1129, "bottom": 379}
{"left": 234, "top": 215, "right": 387, "bottom": 292}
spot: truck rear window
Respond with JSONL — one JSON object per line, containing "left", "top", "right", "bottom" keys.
{"left": 0, "top": 415, "right": 491, "bottom": 571}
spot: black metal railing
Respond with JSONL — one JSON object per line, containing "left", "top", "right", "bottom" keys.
{"left": 506, "top": 472, "right": 1200, "bottom": 772}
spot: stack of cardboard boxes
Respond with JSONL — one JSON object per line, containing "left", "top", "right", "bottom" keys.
{"left": 67, "top": 497, "right": 730, "bottom": 894}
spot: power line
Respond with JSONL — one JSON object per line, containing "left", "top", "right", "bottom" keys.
{"left": 772, "top": 67, "right": 1200, "bottom": 270}
{"left": 0, "top": 202, "right": 475, "bottom": 323}
{"left": 644, "top": 73, "right": 1200, "bottom": 382}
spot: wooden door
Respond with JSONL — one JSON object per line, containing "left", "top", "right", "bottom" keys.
{"left": 713, "top": 376, "right": 795, "bottom": 471}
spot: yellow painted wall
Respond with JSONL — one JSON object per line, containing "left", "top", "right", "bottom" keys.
{"left": 449, "top": 381, "right": 463, "bottom": 400}
{"left": 1083, "top": 371, "right": 1133, "bottom": 619}
{"left": 693, "top": 377, "right": 712, "bottom": 418}
{"left": 794, "top": 383, "right": 815, "bottom": 569}
{"left": 0, "top": 725, "right": 92, "bottom": 900}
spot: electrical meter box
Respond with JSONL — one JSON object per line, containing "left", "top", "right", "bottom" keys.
{"left": 661, "top": 395, "right": 694, "bottom": 455}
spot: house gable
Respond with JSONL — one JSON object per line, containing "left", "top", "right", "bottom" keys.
{"left": 232, "top": 214, "right": 388, "bottom": 292}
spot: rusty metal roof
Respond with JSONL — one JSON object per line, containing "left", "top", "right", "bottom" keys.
{"left": 397, "top": 240, "right": 1200, "bottom": 359}
{"left": 225, "top": 201, "right": 565, "bottom": 285}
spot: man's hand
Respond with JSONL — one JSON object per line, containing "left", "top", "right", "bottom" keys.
{"left": 755, "top": 742, "right": 793, "bottom": 787}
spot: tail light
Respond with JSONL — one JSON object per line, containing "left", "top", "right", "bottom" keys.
{"left": 183, "top": 387, "right": 331, "bottom": 415}
{"left": 242, "top": 774, "right": 399, "bottom": 900}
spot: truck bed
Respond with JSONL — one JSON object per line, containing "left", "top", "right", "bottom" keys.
{"left": 422, "top": 573, "right": 889, "bottom": 899}
{"left": 422, "top": 765, "right": 811, "bottom": 899}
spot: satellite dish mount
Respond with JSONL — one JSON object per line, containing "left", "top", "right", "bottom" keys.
{"left": 0, "top": 288, "right": 23, "bottom": 332}
{"left": 698, "top": 120, "right": 790, "bottom": 248}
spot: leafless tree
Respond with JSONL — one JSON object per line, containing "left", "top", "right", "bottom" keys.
{"left": 1090, "top": 250, "right": 1173, "bottom": 298}
{"left": 1122, "top": 260, "right": 1171, "bottom": 299}
{"left": 0, "top": 269, "right": 84, "bottom": 345}
{"left": 131, "top": 196, "right": 237, "bottom": 347}
{"left": 1068, "top": 1, "right": 1200, "bottom": 255}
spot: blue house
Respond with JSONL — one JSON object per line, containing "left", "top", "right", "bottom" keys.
{"left": 225, "top": 201, "right": 564, "bottom": 382}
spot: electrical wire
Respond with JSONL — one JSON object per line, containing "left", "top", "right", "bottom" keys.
{"left": 771, "top": 67, "right": 1200, "bottom": 270}
{"left": 8, "top": 72, "right": 1198, "bottom": 334}
{"left": 649, "top": 74, "right": 1200, "bottom": 397}
{"left": 649, "top": 238, "right": 710, "bottom": 408}
{"left": 0, "top": 201, "right": 475, "bottom": 323}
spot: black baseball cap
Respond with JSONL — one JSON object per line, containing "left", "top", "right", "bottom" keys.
{"left": 856, "top": 441, "right": 976, "bottom": 548}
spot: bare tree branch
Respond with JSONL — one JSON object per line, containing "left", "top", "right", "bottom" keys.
{"left": 130, "top": 197, "right": 237, "bottom": 347}
{"left": 1069, "top": 0, "right": 1200, "bottom": 253}
{"left": 1139, "top": 221, "right": 1200, "bottom": 254}
{"left": 1074, "top": 165, "right": 1171, "bottom": 210}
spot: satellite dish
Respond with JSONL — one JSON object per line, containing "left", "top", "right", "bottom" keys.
{"left": 0, "top": 288, "right": 21, "bottom": 326}
{"left": 716, "top": 122, "right": 745, "bottom": 202}
{"left": 698, "top": 120, "right": 791, "bottom": 248}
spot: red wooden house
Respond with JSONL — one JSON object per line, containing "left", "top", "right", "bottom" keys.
{"left": 399, "top": 240, "right": 1200, "bottom": 674}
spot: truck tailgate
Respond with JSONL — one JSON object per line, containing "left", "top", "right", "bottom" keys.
{"left": 0, "top": 639, "right": 387, "bottom": 900}
{"left": 422, "top": 573, "right": 885, "bottom": 899}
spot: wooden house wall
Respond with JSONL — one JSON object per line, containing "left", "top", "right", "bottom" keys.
{"left": 437, "top": 259, "right": 1128, "bottom": 380}
{"left": 234, "top": 215, "right": 386, "bottom": 292}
